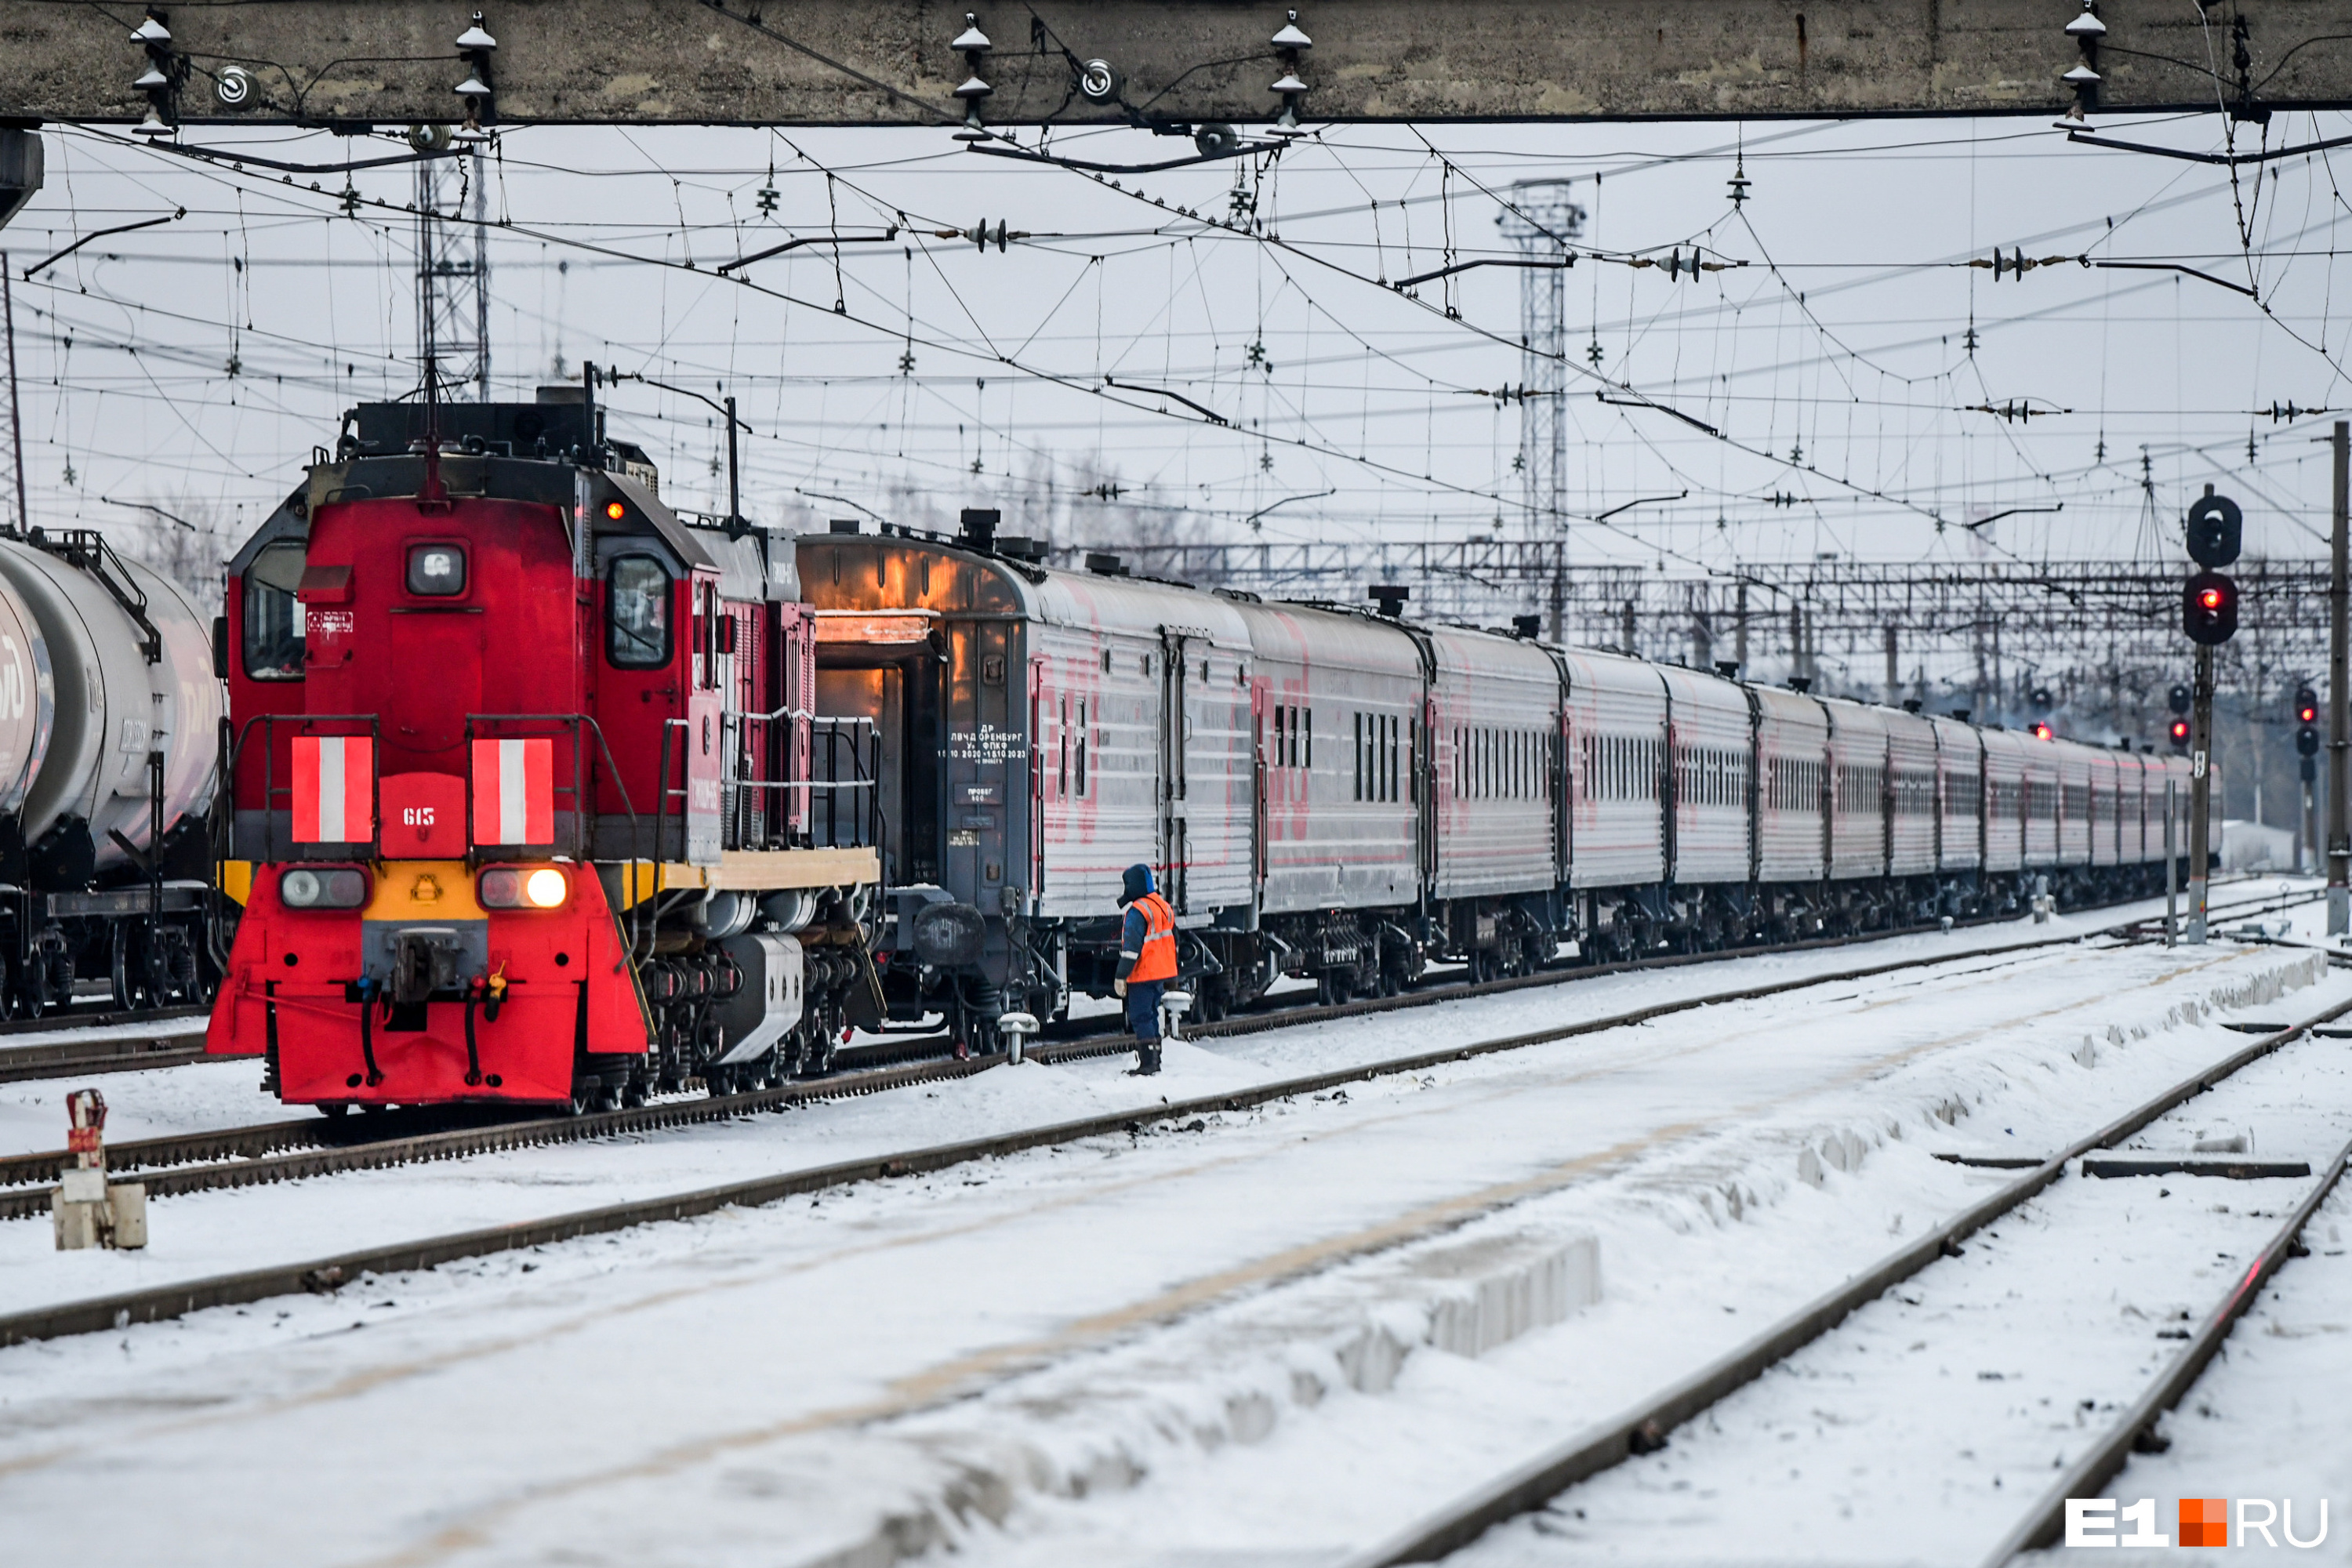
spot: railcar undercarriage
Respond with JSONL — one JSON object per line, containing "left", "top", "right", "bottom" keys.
{"left": 887, "top": 856, "right": 2194, "bottom": 1053}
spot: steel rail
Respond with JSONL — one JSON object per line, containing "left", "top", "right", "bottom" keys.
{"left": 1983, "top": 1131, "right": 2352, "bottom": 1564}
{"left": 0, "top": 1028, "right": 213, "bottom": 1084}
{"left": 0, "top": 922, "right": 2206, "bottom": 1346}
{"left": 0, "top": 1000, "right": 205, "bottom": 1038}
{"left": 0, "top": 912, "right": 2105, "bottom": 1192}
{"left": 1338, "top": 991, "right": 2352, "bottom": 1567}
{"left": 0, "top": 925, "right": 2110, "bottom": 1213}
{"left": 0, "top": 888, "right": 2298, "bottom": 1214}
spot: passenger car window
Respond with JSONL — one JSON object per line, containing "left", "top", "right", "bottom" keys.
{"left": 406, "top": 543, "right": 466, "bottom": 596}
{"left": 242, "top": 539, "right": 307, "bottom": 681}
{"left": 606, "top": 554, "right": 671, "bottom": 669}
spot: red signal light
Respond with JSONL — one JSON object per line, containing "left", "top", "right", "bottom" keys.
{"left": 2031, "top": 721, "right": 2053, "bottom": 740}
{"left": 2299, "top": 704, "right": 2319, "bottom": 724}
{"left": 2198, "top": 586, "right": 2223, "bottom": 611}
{"left": 2170, "top": 718, "right": 2191, "bottom": 742}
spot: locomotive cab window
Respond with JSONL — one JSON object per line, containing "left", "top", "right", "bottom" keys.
{"left": 405, "top": 543, "right": 466, "bottom": 596}
{"left": 606, "top": 554, "right": 672, "bottom": 669}
{"left": 242, "top": 539, "right": 307, "bottom": 681}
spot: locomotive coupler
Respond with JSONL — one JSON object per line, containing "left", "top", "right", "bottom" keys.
{"left": 388, "top": 928, "right": 465, "bottom": 1007}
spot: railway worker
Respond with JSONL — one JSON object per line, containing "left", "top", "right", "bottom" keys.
{"left": 1114, "top": 862, "right": 1178, "bottom": 1076}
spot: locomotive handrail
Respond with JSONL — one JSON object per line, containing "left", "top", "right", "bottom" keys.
{"left": 460, "top": 712, "right": 591, "bottom": 862}
{"left": 225, "top": 712, "right": 384, "bottom": 866}
{"left": 459, "top": 711, "right": 650, "bottom": 956}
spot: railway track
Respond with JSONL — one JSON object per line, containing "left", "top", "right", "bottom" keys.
{"left": 0, "top": 1018, "right": 212, "bottom": 1084}
{"left": 0, "top": 913, "right": 2140, "bottom": 1227}
{"left": 0, "top": 911, "right": 2288, "bottom": 1350}
{"left": 0, "top": 887, "right": 2314, "bottom": 1229}
{"left": 0, "top": 885, "right": 2296, "bottom": 1098}
{"left": 1338, "top": 991, "right": 2352, "bottom": 1567}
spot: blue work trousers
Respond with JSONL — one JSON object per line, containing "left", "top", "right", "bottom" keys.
{"left": 1124, "top": 978, "right": 1166, "bottom": 1040}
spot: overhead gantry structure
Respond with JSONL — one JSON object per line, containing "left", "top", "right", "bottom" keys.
{"left": 0, "top": 0, "right": 2347, "bottom": 131}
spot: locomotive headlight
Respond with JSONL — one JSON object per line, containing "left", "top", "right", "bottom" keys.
{"left": 480, "top": 866, "right": 569, "bottom": 910}
{"left": 280, "top": 866, "right": 368, "bottom": 909}
{"left": 525, "top": 868, "right": 568, "bottom": 908}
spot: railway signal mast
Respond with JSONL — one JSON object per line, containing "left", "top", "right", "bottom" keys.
{"left": 2181, "top": 486, "right": 2244, "bottom": 943}
{"left": 2297, "top": 684, "right": 2321, "bottom": 873}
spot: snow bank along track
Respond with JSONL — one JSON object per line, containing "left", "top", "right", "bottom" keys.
{"left": 1342, "top": 982, "right": 2352, "bottom": 1568}
{"left": 0, "top": 920, "right": 2182, "bottom": 1348}
{"left": 0, "top": 888, "right": 2318, "bottom": 1232}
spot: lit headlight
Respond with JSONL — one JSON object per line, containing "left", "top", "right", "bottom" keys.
{"left": 280, "top": 866, "right": 368, "bottom": 909}
{"left": 480, "top": 866, "right": 570, "bottom": 910}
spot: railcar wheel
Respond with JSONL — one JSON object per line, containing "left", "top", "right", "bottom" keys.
{"left": 568, "top": 1081, "right": 596, "bottom": 1116}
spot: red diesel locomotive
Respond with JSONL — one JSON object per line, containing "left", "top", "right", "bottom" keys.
{"left": 205, "top": 385, "right": 884, "bottom": 1112}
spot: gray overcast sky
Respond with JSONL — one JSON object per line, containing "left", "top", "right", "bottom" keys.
{"left": 5, "top": 108, "right": 2345, "bottom": 568}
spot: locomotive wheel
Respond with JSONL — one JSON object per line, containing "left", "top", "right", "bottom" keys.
{"left": 568, "top": 1080, "right": 596, "bottom": 1116}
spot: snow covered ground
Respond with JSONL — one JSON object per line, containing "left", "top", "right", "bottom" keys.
{"left": 0, "top": 888, "right": 2340, "bottom": 1567}
{"left": 0, "top": 882, "right": 2290, "bottom": 1164}
{"left": 1446, "top": 993, "right": 2352, "bottom": 1566}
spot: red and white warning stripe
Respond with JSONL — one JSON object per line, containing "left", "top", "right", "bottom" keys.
{"left": 472, "top": 738, "right": 554, "bottom": 846}
{"left": 291, "top": 735, "right": 372, "bottom": 843}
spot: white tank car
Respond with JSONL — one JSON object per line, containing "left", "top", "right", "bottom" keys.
{"left": 0, "top": 535, "right": 220, "bottom": 876}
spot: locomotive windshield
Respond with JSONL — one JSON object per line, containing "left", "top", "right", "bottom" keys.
{"left": 606, "top": 554, "right": 670, "bottom": 667}
{"left": 243, "top": 539, "right": 305, "bottom": 680}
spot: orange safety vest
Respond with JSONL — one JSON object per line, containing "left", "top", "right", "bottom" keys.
{"left": 1128, "top": 891, "right": 1179, "bottom": 982}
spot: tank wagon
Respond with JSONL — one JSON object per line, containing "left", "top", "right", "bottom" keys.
{"left": 0, "top": 530, "right": 220, "bottom": 1014}
{"left": 803, "top": 511, "right": 2201, "bottom": 1051}
{"left": 205, "top": 387, "right": 883, "bottom": 1112}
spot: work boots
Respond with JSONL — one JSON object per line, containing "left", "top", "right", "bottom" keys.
{"left": 1131, "top": 1043, "right": 1163, "bottom": 1076}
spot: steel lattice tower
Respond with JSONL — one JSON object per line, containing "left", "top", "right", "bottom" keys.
{"left": 415, "top": 151, "right": 491, "bottom": 398}
{"left": 1496, "top": 182, "right": 1584, "bottom": 537}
